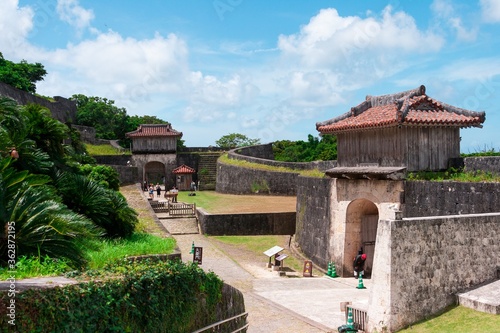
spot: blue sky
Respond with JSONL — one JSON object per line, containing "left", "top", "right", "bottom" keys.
{"left": 2, "top": 0, "right": 500, "bottom": 150}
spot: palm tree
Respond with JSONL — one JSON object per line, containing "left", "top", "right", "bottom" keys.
{"left": 0, "top": 97, "right": 52, "bottom": 175}
{"left": 55, "top": 172, "right": 137, "bottom": 238}
{"left": 0, "top": 157, "right": 100, "bottom": 268}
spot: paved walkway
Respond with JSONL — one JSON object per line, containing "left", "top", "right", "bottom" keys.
{"left": 174, "top": 234, "right": 371, "bottom": 332}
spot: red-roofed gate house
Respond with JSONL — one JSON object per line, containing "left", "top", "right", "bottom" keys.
{"left": 308, "top": 85, "right": 486, "bottom": 332}
{"left": 126, "top": 124, "right": 183, "bottom": 188}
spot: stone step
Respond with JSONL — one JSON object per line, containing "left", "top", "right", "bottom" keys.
{"left": 159, "top": 217, "right": 199, "bottom": 235}
{"left": 456, "top": 279, "right": 500, "bottom": 314}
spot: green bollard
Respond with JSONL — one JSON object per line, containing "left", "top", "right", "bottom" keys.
{"left": 330, "top": 262, "right": 338, "bottom": 278}
{"left": 326, "top": 262, "right": 332, "bottom": 276}
{"left": 356, "top": 272, "right": 366, "bottom": 289}
{"left": 346, "top": 307, "right": 355, "bottom": 329}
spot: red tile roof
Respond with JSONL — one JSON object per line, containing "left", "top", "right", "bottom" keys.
{"left": 172, "top": 164, "right": 196, "bottom": 174}
{"left": 126, "top": 124, "right": 182, "bottom": 138}
{"left": 317, "top": 85, "right": 485, "bottom": 134}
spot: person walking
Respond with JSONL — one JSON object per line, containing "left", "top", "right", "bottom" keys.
{"left": 148, "top": 184, "right": 154, "bottom": 199}
{"left": 353, "top": 250, "right": 367, "bottom": 278}
{"left": 170, "top": 186, "right": 178, "bottom": 203}
{"left": 156, "top": 183, "right": 161, "bottom": 198}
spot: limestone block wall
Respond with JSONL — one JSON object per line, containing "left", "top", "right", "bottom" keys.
{"left": 228, "top": 145, "right": 337, "bottom": 171}
{"left": 464, "top": 156, "right": 500, "bottom": 175}
{"left": 113, "top": 166, "right": 138, "bottom": 185}
{"left": 368, "top": 214, "right": 500, "bottom": 332}
{"left": 216, "top": 162, "right": 299, "bottom": 195}
{"left": 94, "top": 155, "right": 131, "bottom": 166}
{"left": 404, "top": 181, "right": 500, "bottom": 217}
{"left": 0, "top": 82, "right": 76, "bottom": 123}
{"left": 233, "top": 143, "right": 275, "bottom": 160}
{"left": 295, "top": 176, "right": 332, "bottom": 269}
{"left": 197, "top": 209, "right": 296, "bottom": 235}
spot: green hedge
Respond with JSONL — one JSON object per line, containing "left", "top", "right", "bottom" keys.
{"left": 0, "top": 260, "right": 245, "bottom": 333}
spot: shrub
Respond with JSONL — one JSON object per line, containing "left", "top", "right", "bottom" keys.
{"left": 0, "top": 260, "right": 238, "bottom": 333}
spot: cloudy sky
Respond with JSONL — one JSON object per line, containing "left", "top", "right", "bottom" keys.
{"left": 2, "top": 0, "right": 499, "bottom": 150}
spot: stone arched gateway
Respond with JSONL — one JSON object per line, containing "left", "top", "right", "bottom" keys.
{"left": 126, "top": 124, "right": 183, "bottom": 189}
{"left": 345, "top": 199, "right": 379, "bottom": 277}
{"left": 131, "top": 154, "right": 178, "bottom": 189}
{"left": 329, "top": 178, "right": 404, "bottom": 277}
{"left": 144, "top": 161, "right": 166, "bottom": 186}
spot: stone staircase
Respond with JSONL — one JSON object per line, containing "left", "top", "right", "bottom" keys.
{"left": 197, "top": 153, "right": 222, "bottom": 190}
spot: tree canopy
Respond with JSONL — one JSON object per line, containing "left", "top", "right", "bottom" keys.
{"left": 273, "top": 134, "right": 337, "bottom": 162}
{"left": 0, "top": 52, "right": 47, "bottom": 93}
{"left": 215, "top": 133, "right": 261, "bottom": 149}
{"left": 0, "top": 97, "right": 138, "bottom": 267}
{"left": 72, "top": 94, "right": 172, "bottom": 147}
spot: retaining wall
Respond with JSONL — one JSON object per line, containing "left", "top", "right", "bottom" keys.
{"left": 464, "top": 156, "right": 500, "bottom": 175}
{"left": 216, "top": 162, "right": 299, "bottom": 195}
{"left": 0, "top": 82, "right": 76, "bottom": 123}
{"left": 404, "top": 181, "right": 500, "bottom": 217}
{"left": 295, "top": 176, "right": 332, "bottom": 268}
{"left": 197, "top": 209, "right": 296, "bottom": 236}
{"left": 228, "top": 144, "right": 337, "bottom": 171}
{"left": 368, "top": 213, "right": 500, "bottom": 332}
{"left": 93, "top": 155, "right": 131, "bottom": 166}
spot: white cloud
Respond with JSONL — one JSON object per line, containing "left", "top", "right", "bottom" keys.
{"left": 278, "top": 6, "right": 444, "bottom": 69}
{"left": 36, "top": 31, "right": 190, "bottom": 105}
{"left": 0, "top": 0, "right": 34, "bottom": 58}
{"left": 480, "top": 0, "right": 500, "bottom": 22}
{"left": 281, "top": 71, "right": 343, "bottom": 107}
{"left": 431, "top": 0, "right": 477, "bottom": 41}
{"left": 56, "top": 0, "right": 94, "bottom": 31}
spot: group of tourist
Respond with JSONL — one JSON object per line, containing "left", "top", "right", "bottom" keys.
{"left": 143, "top": 181, "right": 179, "bottom": 202}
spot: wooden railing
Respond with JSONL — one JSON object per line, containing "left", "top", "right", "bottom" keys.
{"left": 191, "top": 312, "right": 248, "bottom": 333}
{"left": 150, "top": 201, "right": 169, "bottom": 213}
{"left": 169, "top": 202, "right": 196, "bottom": 216}
{"left": 150, "top": 201, "right": 196, "bottom": 216}
{"left": 346, "top": 305, "right": 367, "bottom": 332}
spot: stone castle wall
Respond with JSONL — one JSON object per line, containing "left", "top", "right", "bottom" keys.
{"left": 368, "top": 214, "right": 500, "bottom": 332}
{"left": 404, "top": 181, "right": 500, "bottom": 217}
{"left": 216, "top": 162, "right": 299, "bottom": 195}
{"left": 197, "top": 209, "right": 296, "bottom": 236}
{"left": 228, "top": 144, "right": 337, "bottom": 171}
{"left": 0, "top": 82, "right": 76, "bottom": 123}
{"left": 295, "top": 176, "right": 332, "bottom": 268}
{"left": 464, "top": 156, "right": 500, "bottom": 175}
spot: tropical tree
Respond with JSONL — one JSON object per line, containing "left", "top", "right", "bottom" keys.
{"left": 0, "top": 52, "right": 47, "bottom": 93}
{"left": 55, "top": 172, "right": 137, "bottom": 238}
{"left": 23, "top": 103, "right": 69, "bottom": 167}
{"left": 0, "top": 97, "right": 52, "bottom": 175}
{"left": 215, "top": 133, "right": 261, "bottom": 149}
{"left": 78, "top": 164, "right": 120, "bottom": 191}
{"left": 273, "top": 134, "right": 337, "bottom": 162}
{"left": 72, "top": 94, "right": 129, "bottom": 140}
{"left": 0, "top": 158, "right": 100, "bottom": 268}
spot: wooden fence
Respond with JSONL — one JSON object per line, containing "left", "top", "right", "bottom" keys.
{"left": 150, "top": 201, "right": 196, "bottom": 216}
{"left": 169, "top": 202, "right": 196, "bottom": 216}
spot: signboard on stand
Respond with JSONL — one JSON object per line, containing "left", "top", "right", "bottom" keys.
{"left": 193, "top": 247, "right": 203, "bottom": 265}
{"left": 303, "top": 260, "right": 313, "bottom": 277}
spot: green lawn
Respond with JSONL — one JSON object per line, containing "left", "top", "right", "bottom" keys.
{"left": 396, "top": 306, "right": 500, "bottom": 333}
{"left": 85, "top": 143, "right": 131, "bottom": 155}
{"left": 80, "top": 233, "right": 177, "bottom": 270}
{"left": 210, "top": 235, "right": 303, "bottom": 273}
{"left": 176, "top": 190, "right": 296, "bottom": 214}
{"left": 0, "top": 233, "right": 177, "bottom": 279}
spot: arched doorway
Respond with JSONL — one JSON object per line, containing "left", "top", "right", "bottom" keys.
{"left": 144, "top": 161, "right": 166, "bottom": 187}
{"left": 344, "top": 199, "right": 379, "bottom": 278}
